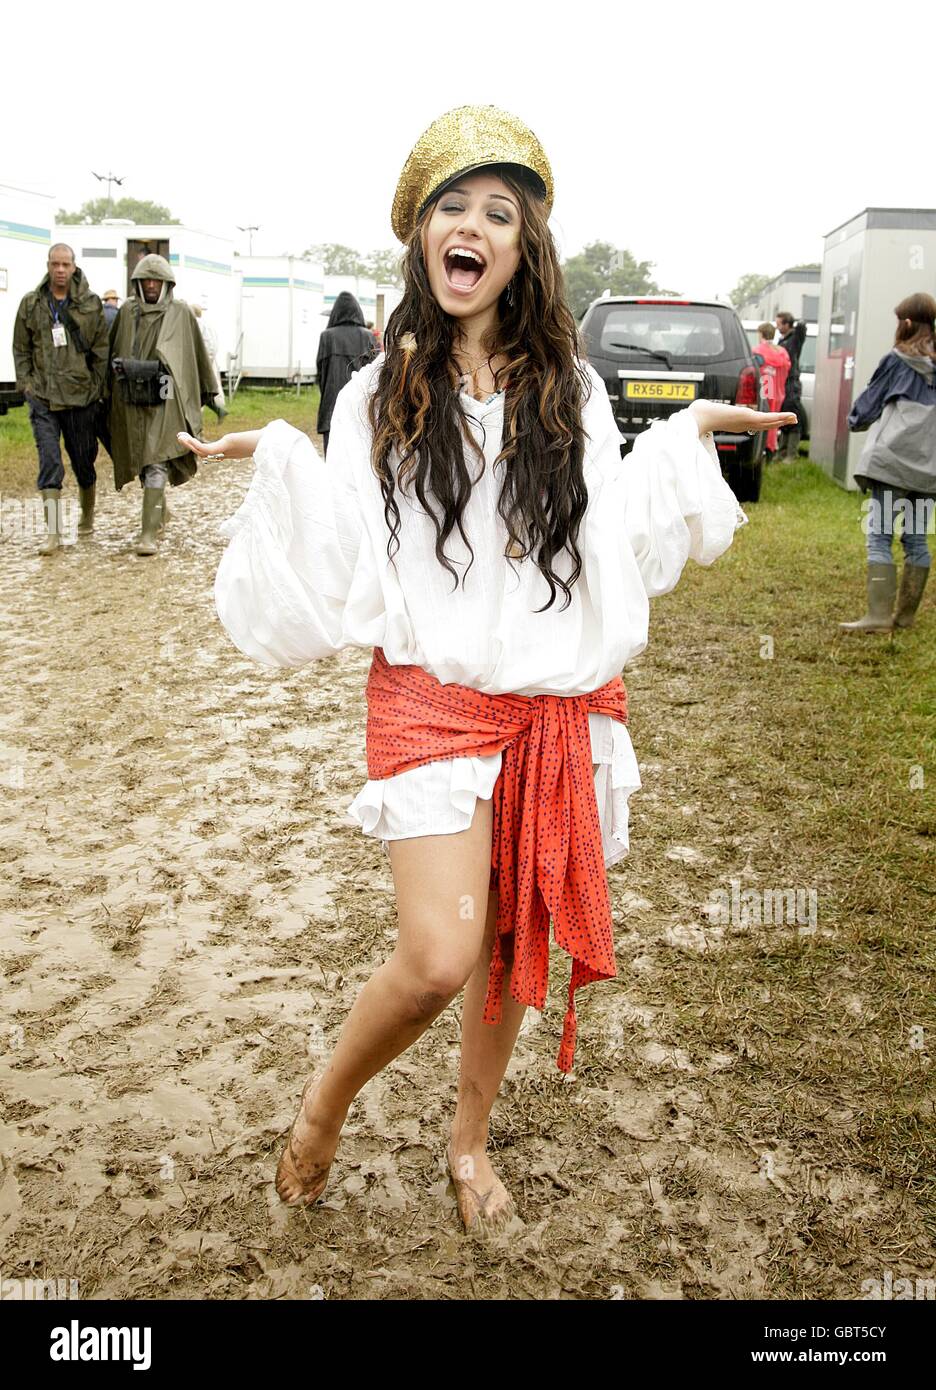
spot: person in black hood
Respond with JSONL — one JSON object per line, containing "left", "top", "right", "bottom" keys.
{"left": 315, "top": 292, "right": 377, "bottom": 455}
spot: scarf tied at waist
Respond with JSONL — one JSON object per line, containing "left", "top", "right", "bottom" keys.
{"left": 364, "top": 646, "right": 629, "bottom": 1072}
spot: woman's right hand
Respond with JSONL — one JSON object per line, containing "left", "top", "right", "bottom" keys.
{"left": 177, "top": 429, "right": 263, "bottom": 460}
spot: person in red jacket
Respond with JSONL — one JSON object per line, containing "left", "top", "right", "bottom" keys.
{"left": 752, "top": 323, "right": 790, "bottom": 460}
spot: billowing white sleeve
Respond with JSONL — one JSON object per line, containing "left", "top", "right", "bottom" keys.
{"left": 213, "top": 386, "right": 385, "bottom": 667}
{"left": 585, "top": 372, "right": 748, "bottom": 598}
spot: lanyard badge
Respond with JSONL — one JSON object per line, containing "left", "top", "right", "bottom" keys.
{"left": 50, "top": 294, "right": 68, "bottom": 347}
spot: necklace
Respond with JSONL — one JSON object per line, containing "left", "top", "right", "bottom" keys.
{"left": 455, "top": 352, "right": 506, "bottom": 400}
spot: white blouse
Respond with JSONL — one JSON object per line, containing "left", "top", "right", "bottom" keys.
{"left": 213, "top": 356, "right": 746, "bottom": 863}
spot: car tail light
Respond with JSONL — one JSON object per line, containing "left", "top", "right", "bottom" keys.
{"left": 635, "top": 298, "right": 690, "bottom": 305}
{"left": 719, "top": 442, "right": 738, "bottom": 451}
{"left": 735, "top": 365, "right": 758, "bottom": 406}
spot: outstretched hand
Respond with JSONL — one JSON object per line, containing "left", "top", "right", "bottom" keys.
{"left": 177, "top": 430, "right": 260, "bottom": 460}
{"left": 177, "top": 431, "right": 231, "bottom": 460}
{"left": 689, "top": 401, "right": 798, "bottom": 438}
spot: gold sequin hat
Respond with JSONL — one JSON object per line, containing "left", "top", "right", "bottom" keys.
{"left": 391, "top": 105, "right": 553, "bottom": 244}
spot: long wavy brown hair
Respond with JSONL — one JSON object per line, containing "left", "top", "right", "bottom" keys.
{"left": 366, "top": 165, "right": 592, "bottom": 613}
{"left": 894, "top": 292, "right": 936, "bottom": 361}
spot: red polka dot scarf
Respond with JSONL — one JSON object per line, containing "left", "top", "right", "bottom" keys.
{"left": 364, "top": 646, "right": 629, "bottom": 1072}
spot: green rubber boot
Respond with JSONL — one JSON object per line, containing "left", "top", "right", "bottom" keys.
{"left": 136, "top": 486, "right": 164, "bottom": 556}
{"left": 37, "top": 488, "right": 61, "bottom": 556}
{"left": 77, "top": 483, "right": 96, "bottom": 534}
{"left": 839, "top": 563, "right": 897, "bottom": 633}
{"left": 893, "top": 563, "right": 930, "bottom": 629}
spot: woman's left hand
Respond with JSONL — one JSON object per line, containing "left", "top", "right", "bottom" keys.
{"left": 689, "top": 400, "right": 799, "bottom": 438}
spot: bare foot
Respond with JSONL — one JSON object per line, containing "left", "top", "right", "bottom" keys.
{"left": 275, "top": 1077, "right": 342, "bottom": 1207}
{"left": 445, "top": 1139, "right": 516, "bottom": 1232}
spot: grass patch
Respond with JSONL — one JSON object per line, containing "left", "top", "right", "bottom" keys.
{"left": 621, "top": 450, "right": 936, "bottom": 1246}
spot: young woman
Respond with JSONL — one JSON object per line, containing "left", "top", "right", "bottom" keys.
{"left": 840, "top": 292, "right": 936, "bottom": 633}
{"left": 179, "top": 106, "right": 794, "bottom": 1230}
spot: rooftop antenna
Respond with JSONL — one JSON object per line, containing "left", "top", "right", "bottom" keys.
{"left": 238, "top": 225, "right": 260, "bottom": 255}
{"left": 92, "top": 171, "right": 126, "bottom": 216}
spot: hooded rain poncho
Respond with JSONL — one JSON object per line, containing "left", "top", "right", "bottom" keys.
{"left": 849, "top": 348, "right": 936, "bottom": 496}
{"left": 107, "top": 253, "right": 217, "bottom": 489}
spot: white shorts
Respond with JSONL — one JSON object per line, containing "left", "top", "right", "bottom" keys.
{"left": 345, "top": 712, "right": 641, "bottom": 869}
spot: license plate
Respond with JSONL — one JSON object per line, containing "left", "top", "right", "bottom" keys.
{"left": 624, "top": 380, "right": 697, "bottom": 401}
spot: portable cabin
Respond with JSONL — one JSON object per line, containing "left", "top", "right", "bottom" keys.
{"left": 54, "top": 221, "right": 239, "bottom": 370}
{"left": 0, "top": 183, "right": 54, "bottom": 411}
{"left": 237, "top": 256, "right": 324, "bottom": 383}
{"left": 376, "top": 283, "right": 403, "bottom": 334}
{"left": 739, "top": 267, "right": 821, "bottom": 326}
{"left": 811, "top": 207, "right": 936, "bottom": 488}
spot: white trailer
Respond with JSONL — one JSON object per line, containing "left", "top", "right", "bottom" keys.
{"left": 54, "top": 221, "right": 240, "bottom": 370}
{"left": 0, "top": 182, "right": 54, "bottom": 410}
{"left": 739, "top": 267, "right": 821, "bottom": 324}
{"left": 238, "top": 256, "right": 324, "bottom": 382}
{"left": 376, "top": 282, "right": 403, "bottom": 335}
{"left": 812, "top": 207, "right": 936, "bottom": 489}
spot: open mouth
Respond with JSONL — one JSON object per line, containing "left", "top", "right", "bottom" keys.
{"left": 443, "top": 246, "right": 487, "bottom": 293}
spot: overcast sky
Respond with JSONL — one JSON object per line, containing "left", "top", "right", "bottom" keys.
{"left": 4, "top": 0, "right": 932, "bottom": 298}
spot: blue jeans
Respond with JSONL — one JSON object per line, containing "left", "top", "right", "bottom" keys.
{"left": 866, "top": 483, "right": 933, "bottom": 568}
{"left": 28, "top": 395, "right": 98, "bottom": 491}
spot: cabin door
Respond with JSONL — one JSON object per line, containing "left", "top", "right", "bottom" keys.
{"left": 126, "top": 239, "right": 171, "bottom": 296}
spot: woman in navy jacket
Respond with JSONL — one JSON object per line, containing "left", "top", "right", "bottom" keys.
{"left": 840, "top": 293, "right": 936, "bottom": 632}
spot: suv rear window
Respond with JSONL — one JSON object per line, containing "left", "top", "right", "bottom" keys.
{"left": 585, "top": 303, "right": 743, "bottom": 363}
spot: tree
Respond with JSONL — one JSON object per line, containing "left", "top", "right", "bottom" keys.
{"left": 301, "top": 244, "right": 404, "bottom": 287}
{"left": 562, "top": 242, "right": 665, "bottom": 320}
{"left": 57, "top": 196, "right": 178, "bottom": 225}
{"left": 304, "top": 243, "right": 368, "bottom": 275}
{"left": 729, "top": 272, "right": 771, "bottom": 310}
{"left": 364, "top": 247, "right": 403, "bottom": 287}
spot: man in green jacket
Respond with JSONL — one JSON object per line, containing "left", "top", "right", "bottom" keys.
{"left": 107, "top": 254, "right": 219, "bottom": 556}
{"left": 12, "top": 243, "right": 109, "bottom": 554}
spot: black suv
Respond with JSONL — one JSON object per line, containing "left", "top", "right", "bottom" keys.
{"left": 580, "top": 295, "right": 767, "bottom": 502}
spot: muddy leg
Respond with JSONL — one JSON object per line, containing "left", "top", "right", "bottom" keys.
{"left": 446, "top": 763, "right": 602, "bottom": 1228}
{"left": 447, "top": 887, "right": 525, "bottom": 1229}
{"left": 276, "top": 798, "right": 494, "bottom": 1205}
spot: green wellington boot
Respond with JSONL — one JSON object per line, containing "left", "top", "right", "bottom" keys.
{"left": 893, "top": 564, "right": 930, "bottom": 629}
{"left": 77, "top": 483, "right": 96, "bottom": 534}
{"left": 136, "top": 486, "right": 164, "bottom": 556}
{"left": 839, "top": 563, "right": 897, "bottom": 633}
{"left": 37, "top": 488, "right": 61, "bottom": 556}
{"left": 159, "top": 493, "right": 170, "bottom": 530}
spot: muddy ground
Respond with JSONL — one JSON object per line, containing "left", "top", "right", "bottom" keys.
{"left": 0, "top": 422, "right": 933, "bottom": 1301}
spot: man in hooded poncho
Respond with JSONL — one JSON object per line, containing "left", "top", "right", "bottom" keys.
{"left": 315, "top": 291, "right": 378, "bottom": 456}
{"left": 107, "top": 253, "right": 219, "bottom": 555}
